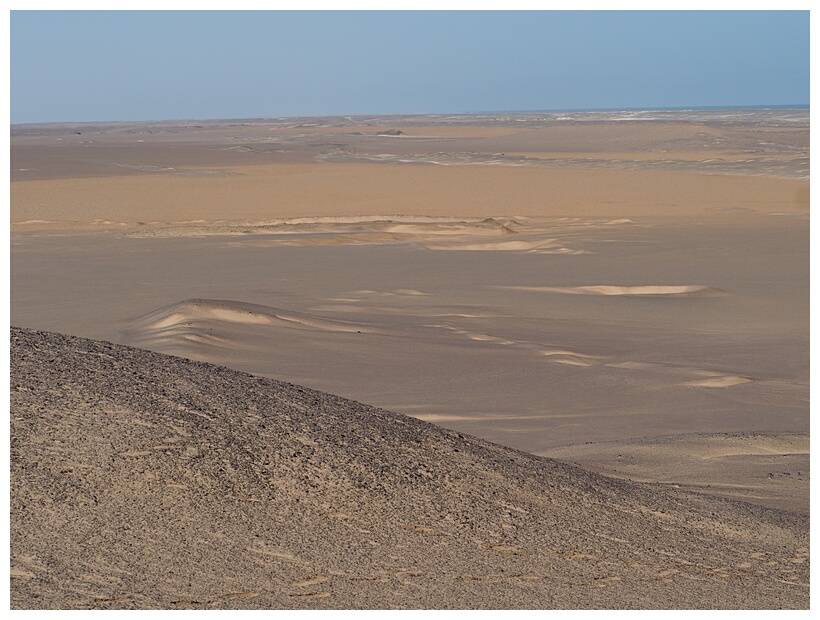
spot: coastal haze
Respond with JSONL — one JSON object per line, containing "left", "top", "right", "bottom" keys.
{"left": 10, "top": 108, "right": 810, "bottom": 608}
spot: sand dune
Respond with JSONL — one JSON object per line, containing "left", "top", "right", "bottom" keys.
{"left": 122, "top": 216, "right": 518, "bottom": 243}
{"left": 417, "top": 238, "right": 586, "bottom": 253}
{"left": 540, "top": 349, "right": 604, "bottom": 367}
{"left": 502, "top": 285, "right": 724, "bottom": 296}
{"left": 10, "top": 328, "right": 809, "bottom": 609}
{"left": 428, "top": 322, "right": 604, "bottom": 367}
{"left": 245, "top": 233, "right": 413, "bottom": 247}
{"left": 684, "top": 375, "right": 752, "bottom": 388}
{"left": 132, "top": 298, "right": 375, "bottom": 330}
{"left": 605, "top": 361, "right": 752, "bottom": 389}
{"left": 354, "top": 289, "right": 431, "bottom": 297}
{"left": 125, "top": 299, "right": 377, "bottom": 351}
{"left": 121, "top": 216, "right": 594, "bottom": 254}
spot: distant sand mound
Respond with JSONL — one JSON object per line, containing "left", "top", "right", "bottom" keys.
{"left": 503, "top": 285, "right": 724, "bottom": 297}
{"left": 123, "top": 299, "right": 376, "bottom": 355}
{"left": 376, "top": 129, "right": 405, "bottom": 136}
{"left": 10, "top": 327, "right": 809, "bottom": 609}
{"left": 418, "top": 238, "right": 585, "bottom": 253}
{"left": 684, "top": 375, "right": 752, "bottom": 388}
{"left": 131, "top": 298, "right": 373, "bottom": 331}
{"left": 127, "top": 217, "right": 521, "bottom": 245}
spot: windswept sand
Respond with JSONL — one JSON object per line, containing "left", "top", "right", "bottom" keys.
{"left": 12, "top": 214, "right": 808, "bottom": 460}
{"left": 10, "top": 328, "right": 810, "bottom": 609}
{"left": 10, "top": 164, "right": 808, "bottom": 230}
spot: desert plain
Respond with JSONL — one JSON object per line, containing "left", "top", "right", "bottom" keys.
{"left": 9, "top": 109, "right": 810, "bottom": 608}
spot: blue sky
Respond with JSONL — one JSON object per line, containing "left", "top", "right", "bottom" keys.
{"left": 9, "top": 10, "right": 810, "bottom": 124}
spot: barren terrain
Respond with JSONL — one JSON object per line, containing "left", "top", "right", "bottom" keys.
{"left": 10, "top": 327, "right": 810, "bottom": 609}
{"left": 9, "top": 109, "right": 810, "bottom": 608}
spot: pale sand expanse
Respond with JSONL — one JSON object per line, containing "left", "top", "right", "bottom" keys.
{"left": 10, "top": 164, "right": 808, "bottom": 229}
{"left": 10, "top": 112, "right": 810, "bottom": 516}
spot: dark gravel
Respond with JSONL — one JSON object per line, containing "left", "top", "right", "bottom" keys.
{"left": 10, "top": 327, "right": 809, "bottom": 609}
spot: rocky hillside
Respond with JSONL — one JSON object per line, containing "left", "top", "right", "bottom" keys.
{"left": 10, "top": 327, "right": 809, "bottom": 609}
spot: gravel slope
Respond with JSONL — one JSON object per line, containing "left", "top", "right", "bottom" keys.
{"left": 10, "top": 327, "right": 809, "bottom": 609}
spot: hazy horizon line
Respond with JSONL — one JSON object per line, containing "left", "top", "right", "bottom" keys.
{"left": 11, "top": 103, "right": 810, "bottom": 127}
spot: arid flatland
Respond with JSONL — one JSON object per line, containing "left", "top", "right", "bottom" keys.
{"left": 10, "top": 110, "right": 810, "bottom": 608}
